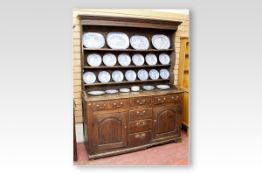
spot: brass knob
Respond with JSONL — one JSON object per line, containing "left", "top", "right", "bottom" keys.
{"left": 120, "top": 102, "right": 123, "bottom": 105}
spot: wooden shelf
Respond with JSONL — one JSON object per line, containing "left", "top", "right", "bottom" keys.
{"left": 84, "top": 79, "right": 170, "bottom": 86}
{"left": 83, "top": 64, "right": 171, "bottom": 69}
{"left": 83, "top": 48, "right": 174, "bottom": 52}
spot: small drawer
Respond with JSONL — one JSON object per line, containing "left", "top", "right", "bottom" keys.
{"left": 128, "top": 131, "right": 151, "bottom": 147}
{"left": 129, "top": 108, "right": 152, "bottom": 121}
{"left": 128, "top": 119, "right": 152, "bottom": 133}
{"left": 130, "top": 97, "right": 152, "bottom": 107}
{"left": 92, "top": 101, "right": 109, "bottom": 111}
{"left": 168, "top": 94, "right": 182, "bottom": 104}
{"left": 109, "top": 99, "right": 129, "bottom": 109}
{"left": 153, "top": 95, "right": 168, "bottom": 105}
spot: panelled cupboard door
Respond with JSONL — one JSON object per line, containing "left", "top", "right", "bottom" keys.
{"left": 153, "top": 106, "right": 181, "bottom": 140}
{"left": 93, "top": 112, "right": 128, "bottom": 152}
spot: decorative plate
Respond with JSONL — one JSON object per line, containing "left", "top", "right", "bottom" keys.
{"left": 112, "top": 70, "right": 124, "bottom": 82}
{"left": 132, "top": 54, "right": 145, "bottom": 66}
{"left": 88, "top": 91, "right": 105, "bottom": 96}
{"left": 125, "top": 70, "right": 137, "bottom": 81}
{"left": 105, "top": 89, "right": 119, "bottom": 94}
{"left": 156, "top": 85, "right": 170, "bottom": 89}
{"left": 152, "top": 34, "right": 171, "bottom": 50}
{"left": 119, "top": 88, "right": 130, "bottom": 93}
{"left": 87, "top": 53, "right": 102, "bottom": 67}
{"left": 83, "top": 72, "right": 96, "bottom": 84}
{"left": 130, "top": 35, "right": 150, "bottom": 50}
{"left": 137, "top": 69, "right": 149, "bottom": 81}
{"left": 103, "top": 53, "right": 117, "bottom": 66}
{"left": 159, "top": 53, "right": 171, "bottom": 65}
{"left": 149, "top": 69, "right": 160, "bottom": 80}
{"left": 160, "top": 69, "right": 170, "bottom": 79}
{"left": 143, "top": 85, "right": 155, "bottom": 91}
{"left": 98, "top": 71, "right": 111, "bottom": 83}
{"left": 82, "top": 32, "right": 105, "bottom": 49}
{"left": 118, "top": 53, "right": 131, "bottom": 66}
{"left": 106, "top": 32, "right": 129, "bottom": 49}
{"left": 145, "top": 53, "right": 157, "bottom": 65}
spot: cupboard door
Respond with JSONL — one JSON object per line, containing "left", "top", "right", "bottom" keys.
{"left": 93, "top": 112, "right": 128, "bottom": 152}
{"left": 153, "top": 106, "right": 181, "bottom": 140}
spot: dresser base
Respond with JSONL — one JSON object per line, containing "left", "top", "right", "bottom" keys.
{"left": 87, "top": 137, "right": 182, "bottom": 160}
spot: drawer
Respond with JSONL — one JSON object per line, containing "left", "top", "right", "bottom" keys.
{"left": 167, "top": 94, "right": 182, "bottom": 104}
{"left": 130, "top": 97, "right": 152, "bottom": 107}
{"left": 153, "top": 94, "right": 182, "bottom": 105}
{"left": 92, "top": 101, "right": 109, "bottom": 111}
{"left": 153, "top": 95, "right": 168, "bottom": 105}
{"left": 128, "top": 119, "right": 152, "bottom": 133}
{"left": 109, "top": 99, "right": 129, "bottom": 109}
{"left": 128, "top": 131, "right": 151, "bottom": 147}
{"left": 129, "top": 108, "right": 152, "bottom": 121}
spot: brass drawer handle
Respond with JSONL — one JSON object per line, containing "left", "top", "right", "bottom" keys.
{"left": 136, "top": 99, "right": 146, "bottom": 105}
{"left": 136, "top": 121, "right": 146, "bottom": 126}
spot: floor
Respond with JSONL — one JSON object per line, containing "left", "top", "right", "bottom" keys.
{"left": 75, "top": 131, "right": 189, "bottom": 165}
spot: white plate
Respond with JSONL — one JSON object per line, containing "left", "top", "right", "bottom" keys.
{"left": 98, "top": 71, "right": 111, "bottom": 83}
{"left": 132, "top": 54, "right": 144, "bottom": 66}
{"left": 160, "top": 69, "right": 170, "bottom": 79}
{"left": 112, "top": 70, "right": 124, "bottom": 82}
{"left": 87, "top": 53, "right": 102, "bottom": 67}
{"left": 119, "top": 88, "right": 130, "bottom": 93}
{"left": 88, "top": 91, "right": 105, "bottom": 96}
{"left": 105, "top": 89, "right": 119, "bottom": 94}
{"left": 130, "top": 35, "right": 150, "bottom": 50}
{"left": 156, "top": 85, "right": 170, "bottom": 89}
{"left": 145, "top": 53, "right": 157, "bottom": 65}
{"left": 106, "top": 32, "right": 129, "bottom": 49}
{"left": 83, "top": 72, "right": 96, "bottom": 84}
{"left": 125, "top": 70, "right": 137, "bottom": 81}
{"left": 149, "top": 69, "right": 159, "bottom": 80}
{"left": 143, "top": 85, "right": 155, "bottom": 91}
{"left": 137, "top": 69, "right": 148, "bottom": 81}
{"left": 159, "top": 53, "right": 171, "bottom": 65}
{"left": 118, "top": 53, "right": 131, "bottom": 66}
{"left": 152, "top": 34, "right": 171, "bottom": 50}
{"left": 82, "top": 32, "right": 105, "bottom": 49}
{"left": 103, "top": 53, "right": 117, "bottom": 66}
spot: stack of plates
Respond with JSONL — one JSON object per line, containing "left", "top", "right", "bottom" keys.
{"left": 88, "top": 91, "right": 105, "bottom": 96}
{"left": 156, "top": 85, "right": 170, "bottom": 89}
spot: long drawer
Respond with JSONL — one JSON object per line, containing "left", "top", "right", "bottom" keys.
{"left": 92, "top": 99, "right": 129, "bottom": 111}
{"left": 128, "top": 119, "right": 152, "bottom": 133}
{"left": 128, "top": 131, "right": 152, "bottom": 147}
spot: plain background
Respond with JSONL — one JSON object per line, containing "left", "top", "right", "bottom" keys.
{"left": 0, "top": 0, "right": 262, "bottom": 174}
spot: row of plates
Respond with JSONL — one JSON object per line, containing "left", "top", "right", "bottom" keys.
{"left": 83, "top": 69, "right": 170, "bottom": 84}
{"left": 87, "top": 53, "right": 170, "bottom": 67}
{"left": 83, "top": 32, "right": 171, "bottom": 50}
{"left": 88, "top": 85, "right": 171, "bottom": 96}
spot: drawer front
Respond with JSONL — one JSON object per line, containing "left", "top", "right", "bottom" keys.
{"left": 153, "top": 94, "right": 182, "bottom": 105}
{"left": 128, "top": 131, "right": 151, "bottom": 147}
{"left": 129, "top": 108, "right": 152, "bottom": 121}
{"left": 167, "top": 94, "right": 182, "bottom": 104}
{"left": 130, "top": 97, "right": 152, "bottom": 107}
{"left": 109, "top": 99, "right": 129, "bottom": 109}
{"left": 128, "top": 119, "right": 152, "bottom": 133}
{"left": 153, "top": 95, "right": 168, "bottom": 105}
{"left": 92, "top": 101, "right": 109, "bottom": 111}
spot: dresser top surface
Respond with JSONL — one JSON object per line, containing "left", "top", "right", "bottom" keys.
{"left": 83, "top": 86, "right": 184, "bottom": 102}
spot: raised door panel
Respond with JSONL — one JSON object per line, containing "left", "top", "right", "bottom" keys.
{"left": 93, "top": 112, "right": 128, "bottom": 152}
{"left": 153, "top": 106, "right": 181, "bottom": 140}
